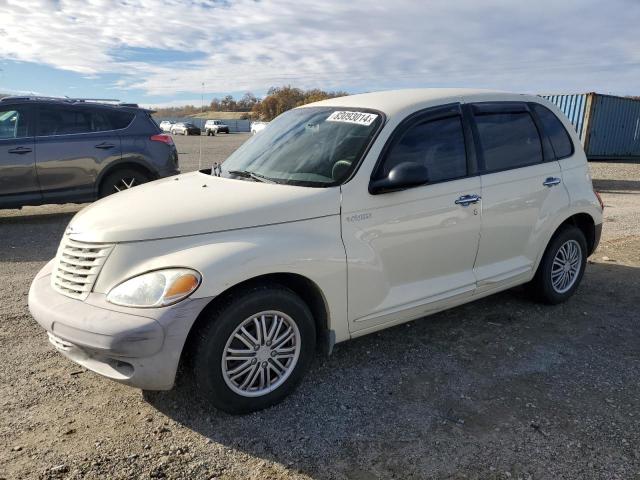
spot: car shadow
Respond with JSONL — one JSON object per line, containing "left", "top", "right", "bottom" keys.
{"left": 144, "top": 261, "right": 640, "bottom": 478}
{"left": 592, "top": 178, "right": 640, "bottom": 193}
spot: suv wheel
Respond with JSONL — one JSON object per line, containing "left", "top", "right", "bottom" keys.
{"left": 192, "top": 285, "right": 316, "bottom": 414}
{"left": 207, "top": 130, "right": 215, "bottom": 136}
{"left": 530, "top": 225, "right": 587, "bottom": 304}
{"left": 99, "top": 168, "right": 150, "bottom": 198}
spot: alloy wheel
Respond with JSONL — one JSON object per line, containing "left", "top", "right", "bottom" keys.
{"left": 221, "top": 311, "right": 301, "bottom": 397}
{"left": 551, "top": 239, "right": 582, "bottom": 294}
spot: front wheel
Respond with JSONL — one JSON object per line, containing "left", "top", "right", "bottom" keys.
{"left": 192, "top": 285, "right": 316, "bottom": 414}
{"left": 530, "top": 225, "right": 587, "bottom": 304}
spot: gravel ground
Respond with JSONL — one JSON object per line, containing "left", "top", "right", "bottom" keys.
{"left": 1, "top": 135, "right": 639, "bottom": 479}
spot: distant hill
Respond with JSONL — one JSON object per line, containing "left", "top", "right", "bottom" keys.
{"left": 189, "top": 111, "right": 250, "bottom": 120}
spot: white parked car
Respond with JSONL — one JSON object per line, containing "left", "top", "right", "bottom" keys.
{"left": 29, "top": 89, "right": 603, "bottom": 414}
{"left": 159, "top": 120, "right": 173, "bottom": 132}
{"left": 204, "top": 120, "right": 230, "bottom": 135}
{"left": 251, "top": 121, "right": 268, "bottom": 134}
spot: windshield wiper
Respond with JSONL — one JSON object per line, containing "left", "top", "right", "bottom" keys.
{"left": 227, "top": 170, "right": 278, "bottom": 184}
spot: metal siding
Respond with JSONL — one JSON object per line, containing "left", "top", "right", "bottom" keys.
{"left": 541, "top": 93, "right": 588, "bottom": 143}
{"left": 588, "top": 94, "right": 640, "bottom": 158}
{"left": 541, "top": 93, "right": 640, "bottom": 158}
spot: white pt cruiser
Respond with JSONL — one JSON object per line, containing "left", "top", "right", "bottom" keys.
{"left": 29, "top": 89, "right": 603, "bottom": 413}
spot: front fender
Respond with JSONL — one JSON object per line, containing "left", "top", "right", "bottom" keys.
{"left": 93, "top": 216, "right": 350, "bottom": 343}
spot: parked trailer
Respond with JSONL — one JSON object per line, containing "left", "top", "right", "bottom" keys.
{"left": 542, "top": 93, "right": 640, "bottom": 160}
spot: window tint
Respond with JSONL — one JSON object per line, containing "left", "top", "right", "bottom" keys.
{"left": 474, "top": 112, "right": 542, "bottom": 172}
{"left": 380, "top": 115, "right": 467, "bottom": 183}
{"left": 38, "top": 105, "right": 134, "bottom": 136}
{"left": 0, "top": 107, "right": 28, "bottom": 139}
{"left": 531, "top": 104, "right": 574, "bottom": 159}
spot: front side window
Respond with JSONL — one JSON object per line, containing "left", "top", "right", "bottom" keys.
{"left": 377, "top": 115, "right": 467, "bottom": 183}
{"left": 531, "top": 103, "right": 574, "bottom": 159}
{"left": 0, "top": 107, "right": 28, "bottom": 139}
{"left": 220, "top": 107, "right": 383, "bottom": 186}
{"left": 474, "top": 111, "right": 543, "bottom": 172}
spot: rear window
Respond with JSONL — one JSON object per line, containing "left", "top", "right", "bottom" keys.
{"left": 531, "top": 103, "right": 574, "bottom": 159}
{"left": 37, "top": 105, "right": 134, "bottom": 136}
{"left": 474, "top": 111, "right": 543, "bottom": 173}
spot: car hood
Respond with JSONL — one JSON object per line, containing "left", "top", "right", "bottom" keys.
{"left": 67, "top": 172, "right": 341, "bottom": 243}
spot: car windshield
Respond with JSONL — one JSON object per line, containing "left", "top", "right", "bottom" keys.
{"left": 219, "top": 107, "right": 383, "bottom": 187}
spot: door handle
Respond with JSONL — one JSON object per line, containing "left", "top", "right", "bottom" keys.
{"left": 8, "top": 147, "right": 32, "bottom": 154}
{"left": 543, "top": 177, "right": 561, "bottom": 187}
{"left": 455, "top": 194, "right": 481, "bottom": 206}
{"left": 95, "top": 142, "right": 115, "bottom": 149}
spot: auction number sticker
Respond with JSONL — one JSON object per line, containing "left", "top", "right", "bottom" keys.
{"left": 326, "top": 111, "right": 378, "bottom": 126}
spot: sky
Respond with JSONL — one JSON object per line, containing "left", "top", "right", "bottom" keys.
{"left": 0, "top": 0, "right": 639, "bottom": 108}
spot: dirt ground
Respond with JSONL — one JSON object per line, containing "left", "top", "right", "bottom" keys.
{"left": 1, "top": 135, "right": 639, "bottom": 479}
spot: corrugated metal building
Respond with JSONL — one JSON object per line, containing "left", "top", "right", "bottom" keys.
{"left": 541, "top": 93, "right": 640, "bottom": 160}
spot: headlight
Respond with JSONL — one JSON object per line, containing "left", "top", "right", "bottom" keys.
{"left": 106, "top": 268, "right": 201, "bottom": 308}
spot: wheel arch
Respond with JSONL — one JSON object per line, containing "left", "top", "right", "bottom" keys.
{"left": 535, "top": 212, "right": 598, "bottom": 273}
{"left": 95, "top": 160, "right": 157, "bottom": 196}
{"left": 180, "top": 272, "right": 332, "bottom": 373}
{"left": 556, "top": 212, "right": 597, "bottom": 255}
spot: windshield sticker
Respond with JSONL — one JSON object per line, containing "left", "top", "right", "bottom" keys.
{"left": 326, "top": 111, "right": 378, "bottom": 126}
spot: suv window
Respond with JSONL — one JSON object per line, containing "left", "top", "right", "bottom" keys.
{"left": 380, "top": 115, "right": 467, "bottom": 183}
{"left": 0, "top": 107, "right": 29, "bottom": 139}
{"left": 474, "top": 111, "right": 543, "bottom": 172}
{"left": 531, "top": 103, "right": 574, "bottom": 159}
{"left": 38, "top": 105, "right": 134, "bottom": 136}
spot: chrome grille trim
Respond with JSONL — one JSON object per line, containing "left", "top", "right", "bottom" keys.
{"left": 51, "top": 238, "right": 114, "bottom": 300}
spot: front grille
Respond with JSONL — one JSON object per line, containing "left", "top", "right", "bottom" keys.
{"left": 51, "top": 238, "right": 114, "bottom": 300}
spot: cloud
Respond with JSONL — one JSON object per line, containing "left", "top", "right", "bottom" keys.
{"left": 1, "top": 0, "right": 639, "bottom": 96}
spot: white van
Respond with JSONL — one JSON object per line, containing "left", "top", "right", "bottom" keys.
{"left": 29, "top": 89, "right": 603, "bottom": 413}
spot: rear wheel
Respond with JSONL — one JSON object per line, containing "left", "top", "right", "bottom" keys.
{"left": 530, "top": 226, "right": 587, "bottom": 304}
{"left": 99, "top": 168, "right": 150, "bottom": 198}
{"left": 192, "top": 285, "right": 315, "bottom": 414}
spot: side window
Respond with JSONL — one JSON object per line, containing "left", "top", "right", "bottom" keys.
{"left": 531, "top": 104, "right": 574, "bottom": 159}
{"left": 0, "top": 107, "right": 29, "bottom": 139}
{"left": 107, "top": 110, "right": 134, "bottom": 130}
{"left": 38, "top": 105, "right": 92, "bottom": 136}
{"left": 474, "top": 111, "right": 543, "bottom": 172}
{"left": 38, "top": 106, "right": 134, "bottom": 136}
{"left": 380, "top": 115, "right": 467, "bottom": 183}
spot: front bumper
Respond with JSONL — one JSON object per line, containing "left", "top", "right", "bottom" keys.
{"left": 28, "top": 261, "right": 209, "bottom": 390}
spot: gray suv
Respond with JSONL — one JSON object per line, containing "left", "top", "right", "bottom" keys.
{"left": 0, "top": 97, "right": 179, "bottom": 209}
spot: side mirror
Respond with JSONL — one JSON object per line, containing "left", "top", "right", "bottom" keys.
{"left": 369, "top": 162, "right": 430, "bottom": 194}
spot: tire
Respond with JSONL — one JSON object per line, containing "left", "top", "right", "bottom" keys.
{"left": 192, "top": 285, "right": 316, "bottom": 414}
{"left": 171, "top": 130, "right": 176, "bottom": 135}
{"left": 530, "top": 225, "right": 588, "bottom": 304}
{"left": 98, "top": 167, "right": 151, "bottom": 198}
{"left": 184, "top": 130, "right": 189, "bottom": 136}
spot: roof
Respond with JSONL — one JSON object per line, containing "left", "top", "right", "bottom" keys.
{"left": 0, "top": 96, "right": 142, "bottom": 110}
{"left": 302, "top": 88, "right": 533, "bottom": 117}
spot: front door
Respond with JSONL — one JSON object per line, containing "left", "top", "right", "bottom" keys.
{"left": 0, "top": 104, "right": 40, "bottom": 207}
{"left": 341, "top": 105, "right": 482, "bottom": 333}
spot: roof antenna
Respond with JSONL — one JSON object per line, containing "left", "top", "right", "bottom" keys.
{"left": 199, "top": 82, "right": 204, "bottom": 170}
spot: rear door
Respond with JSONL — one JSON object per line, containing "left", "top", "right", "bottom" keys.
{"left": 35, "top": 104, "right": 122, "bottom": 202}
{"left": 0, "top": 104, "right": 40, "bottom": 206}
{"left": 469, "top": 102, "right": 569, "bottom": 292}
